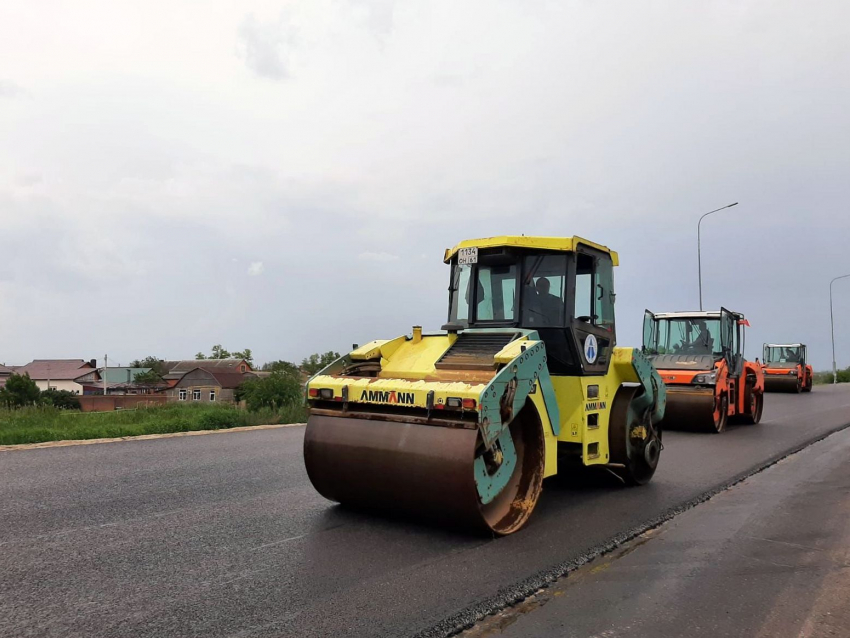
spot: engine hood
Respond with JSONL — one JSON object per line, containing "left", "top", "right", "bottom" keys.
{"left": 763, "top": 363, "right": 798, "bottom": 370}
{"left": 648, "top": 354, "right": 719, "bottom": 371}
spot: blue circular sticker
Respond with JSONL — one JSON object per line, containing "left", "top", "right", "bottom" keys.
{"left": 584, "top": 334, "right": 598, "bottom": 364}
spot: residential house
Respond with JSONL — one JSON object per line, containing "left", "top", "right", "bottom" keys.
{"left": 80, "top": 367, "right": 165, "bottom": 395}
{"left": 0, "top": 364, "right": 14, "bottom": 389}
{"left": 14, "top": 359, "right": 100, "bottom": 394}
{"left": 161, "top": 359, "right": 252, "bottom": 388}
{"left": 165, "top": 367, "right": 257, "bottom": 404}
{"left": 162, "top": 358, "right": 252, "bottom": 376}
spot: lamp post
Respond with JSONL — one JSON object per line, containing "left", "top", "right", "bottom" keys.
{"left": 830, "top": 274, "right": 850, "bottom": 384}
{"left": 698, "top": 202, "right": 739, "bottom": 310}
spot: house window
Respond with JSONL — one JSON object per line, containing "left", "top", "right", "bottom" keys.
{"left": 193, "top": 389, "right": 201, "bottom": 401}
{"left": 179, "top": 389, "right": 187, "bottom": 401}
{"left": 240, "top": 365, "right": 246, "bottom": 372}
{"left": 210, "top": 390, "right": 216, "bottom": 402}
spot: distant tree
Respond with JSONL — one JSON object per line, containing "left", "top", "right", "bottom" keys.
{"left": 129, "top": 356, "right": 168, "bottom": 376}
{"left": 194, "top": 345, "right": 252, "bottom": 361}
{"left": 300, "top": 351, "right": 341, "bottom": 375}
{"left": 0, "top": 373, "right": 41, "bottom": 408}
{"left": 40, "top": 389, "right": 81, "bottom": 410}
{"left": 261, "top": 360, "right": 300, "bottom": 376}
{"left": 133, "top": 370, "right": 163, "bottom": 385}
{"left": 237, "top": 372, "right": 302, "bottom": 411}
{"left": 210, "top": 344, "right": 231, "bottom": 359}
{"left": 231, "top": 348, "right": 254, "bottom": 365}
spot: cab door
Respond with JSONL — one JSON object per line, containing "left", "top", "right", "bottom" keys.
{"left": 569, "top": 247, "right": 616, "bottom": 375}
{"left": 643, "top": 310, "right": 657, "bottom": 354}
{"left": 720, "top": 307, "right": 743, "bottom": 378}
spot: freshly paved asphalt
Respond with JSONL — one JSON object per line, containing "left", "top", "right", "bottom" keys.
{"left": 1, "top": 385, "right": 849, "bottom": 638}
{"left": 463, "top": 416, "right": 850, "bottom": 638}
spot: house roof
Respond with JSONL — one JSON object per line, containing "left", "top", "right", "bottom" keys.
{"left": 209, "top": 371, "right": 256, "bottom": 388}
{"left": 100, "top": 367, "right": 154, "bottom": 383}
{"left": 162, "top": 359, "right": 251, "bottom": 379}
{"left": 0, "top": 364, "right": 13, "bottom": 375}
{"left": 16, "top": 360, "right": 97, "bottom": 381}
{"left": 174, "top": 368, "right": 257, "bottom": 389}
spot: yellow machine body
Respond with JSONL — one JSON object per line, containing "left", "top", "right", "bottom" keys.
{"left": 304, "top": 236, "right": 665, "bottom": 535}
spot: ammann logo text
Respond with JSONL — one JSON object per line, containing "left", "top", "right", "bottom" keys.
{"left": 585, "top": 401, "right": 607, "bottom": 411}
{"left": 360, "top": 390, "right": 416, "bottom": 405}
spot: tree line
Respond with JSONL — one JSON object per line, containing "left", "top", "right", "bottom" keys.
{"left": 1, "top": 349, "right": 344, "bottom": 413}
{"left": 131, "top": 348, "right": 342, "bottom": 377}
{"left": 127, "top": 349, "right": 343, "bottom": 414}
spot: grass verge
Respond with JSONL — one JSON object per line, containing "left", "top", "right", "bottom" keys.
{"left": 0, "top": 403, "right": 307, "bottom": 446}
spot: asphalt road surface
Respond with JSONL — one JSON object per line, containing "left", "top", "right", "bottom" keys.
{"left": 2, "top": 385, "right": 849, "bottom": 638}
{"left": 463, "top": 419, "right": 850, "bottom": 638}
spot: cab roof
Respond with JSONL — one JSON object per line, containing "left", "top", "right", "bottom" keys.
{"left": 653, "top": 311, "right": 721, "bottom": 319}
{"left": 653, "top": 310, "right": 745, "bottom": 319}
{"left": 444, "top": 235, "right": 619, "bottom": 265}
{"left": 765, "top": 343, "right": 804, "bottom": 348}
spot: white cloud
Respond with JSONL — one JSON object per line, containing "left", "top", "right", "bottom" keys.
{"left": 247, "top": 261, "right": 265, "bottom": 276}
{"left": 358, "top": 252, "right": 400, "bottom": 262}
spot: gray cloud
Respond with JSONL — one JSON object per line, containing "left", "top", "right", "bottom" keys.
{"left": 1, "top": 1, "right": 849, "bottom": 370}
{"left": 358, "top": 251, "right": 399, "bottom": 262}
{"left": 237, "top": 13, "right": 295, "bottom": 80}
{"left": 247, "top": 261, "right": 265, "bottom": 276}
{"left": 0, "top": 79, "right": 26, "bottom": 98}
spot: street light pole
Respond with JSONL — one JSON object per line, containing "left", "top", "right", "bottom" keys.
{"left": 829, "top": 274, "right": 850, "bottom": 384}
{"left": 698, "top": 202, "right": 739, "bottom": 310}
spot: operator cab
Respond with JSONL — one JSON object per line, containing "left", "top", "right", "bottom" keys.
{"left": 643, "top": 308, "right": 748, "bottom": 376}
{"left": 443, "top": 237, "right": 617, "bottom": 376}
{"left": 763, "top": 343, "right": 806, "bottom": 368}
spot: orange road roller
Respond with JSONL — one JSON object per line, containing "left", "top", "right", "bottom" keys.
{"left": 642, "top": 308, "right": 764, "bottom": 433}
{"left": 762, "top": 343, "right": 813, "bottom": 393}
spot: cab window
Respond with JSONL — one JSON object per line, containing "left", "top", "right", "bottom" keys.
{"left": 595, "top": 257, "right": 615, "bottom": 329}
{"left": 475, "top": 265, "right": 517, "bottom": 321}
{"left": 522, "top": 254, "right": 567, "bottom": 327}
{"left": 575, "top": 253, "right": 614, "bottom": 328}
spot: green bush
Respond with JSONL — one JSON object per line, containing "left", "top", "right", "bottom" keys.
{"left": 238, "top": 371, "right": 302, "bottom": 411}
{"left": 197, "top": 408, "right": 243, "bottom": 430}
{"left": 813, "top": 367, "right": 850, "bottom": 384}
{"left": 0, "top": 373, "right": 41, "bottom": 408}
{"left": 40, "top": 389, "right": 82, "bottom": 410}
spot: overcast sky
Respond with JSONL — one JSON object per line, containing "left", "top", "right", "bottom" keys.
{"left": 1, "top": 1, "right": 849, "bottom": 370}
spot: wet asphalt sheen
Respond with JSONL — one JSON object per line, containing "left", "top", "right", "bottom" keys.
{"left": 1, "top": 385, "right": 849, "bottom": 638}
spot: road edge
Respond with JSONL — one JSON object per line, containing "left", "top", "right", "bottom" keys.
{"left": 417, "top": 420, "right": 850, "bottom": 638}
{"left": 0, "top": 422, "right": 306, "bottom": 452}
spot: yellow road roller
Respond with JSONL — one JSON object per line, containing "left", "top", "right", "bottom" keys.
{"left": 304, "top": 236, "right": 666, "bottom": 535}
